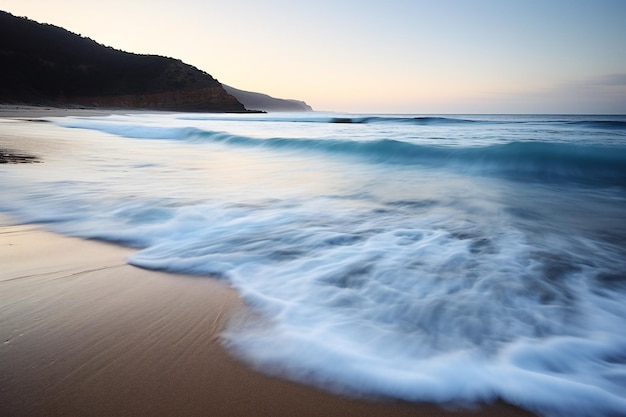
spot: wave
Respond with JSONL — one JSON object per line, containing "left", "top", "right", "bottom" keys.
{"left": 268, "top": 137, "right": 626, "bottom": 185}
{"left": 176, "top": 114, "right": 482, "bottom": 125}
{"left": 329, "top": 116, "right": 480, "bottom": 125}
{"left": 564, "top": 120, "right": 626, "bottom": 130}
{"left": 64, "top": 121, "right": 626, "bottom": 186}
{"left": 176, "top": 114, "right": 626, "bottom": 129}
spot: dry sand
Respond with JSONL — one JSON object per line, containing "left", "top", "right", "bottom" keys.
{"left": 0, "top": 107, "right": 537, "bottom": 417}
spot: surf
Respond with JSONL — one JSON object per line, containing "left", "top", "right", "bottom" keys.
{"left": 57, "top": 118, "right": 626, "bottom": 186}
{"left": 3, "top": 113, "right": 626, "bottom": 417}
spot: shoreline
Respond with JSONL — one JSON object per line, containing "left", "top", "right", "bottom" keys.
{"left": 0, "top": 220, "right": 537, "bottom": 417}
{"left": 0, "top": 104, "right": 118, "bottom": 119}
{"left": 0, "top": 104, "right": 167, "bottom": 119}
{"left": 0, "top": 110, "right": 537, "bottom": 417}
{"left": 0, "top": 104, "right": 264, "bottom": 119}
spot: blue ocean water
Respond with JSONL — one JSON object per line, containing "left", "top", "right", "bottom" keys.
{"left": 1, "top": 113, "right": 626, "bottom": 416}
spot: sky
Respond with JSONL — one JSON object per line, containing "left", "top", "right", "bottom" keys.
{"left": 1, "top": 0, "right": 626, "bottom": 114}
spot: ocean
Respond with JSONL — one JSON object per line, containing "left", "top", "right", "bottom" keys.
{"left": 1, "top": 112, "right": 625, "bottom": 416}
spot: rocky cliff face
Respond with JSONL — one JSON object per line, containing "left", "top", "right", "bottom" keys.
{"left": 0, "top": 11, "right": 246, "bottom": 112}
{"left": 68, "top": 85, "right": 244, "bottom": 112}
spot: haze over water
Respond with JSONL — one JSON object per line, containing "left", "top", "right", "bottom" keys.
{"left": 1, "top": 112, "right": 626, "bottom": 417}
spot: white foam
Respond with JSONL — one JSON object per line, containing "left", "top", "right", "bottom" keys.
{"left": 2, "top": 114, "right": 625, "bottom": 417}
{"left": 121, "top": 197, "right": 626, "bottom": 416}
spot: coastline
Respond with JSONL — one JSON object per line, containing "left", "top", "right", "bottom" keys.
{"left": 0, "top": 220, "right": 537, "bottom": 417}
{"left": 0, "top": 104, "right": 154, "bottom": 118}
{"left": 0, "top": 104, "right": 263, "bottom": 118}
{"left": 0, "top": 109, "right": 538, "bottom": 417}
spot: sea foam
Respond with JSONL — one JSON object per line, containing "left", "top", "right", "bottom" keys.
{"left": 2, "top": 113, "right": 625, "bottom": 417}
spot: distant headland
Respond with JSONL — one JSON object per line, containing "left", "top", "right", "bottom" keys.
{"left": 223, "top": 85, "right": 313, "bottom": 112}
{"left": 0, "top": 11, "right": 312, "bottom": 113}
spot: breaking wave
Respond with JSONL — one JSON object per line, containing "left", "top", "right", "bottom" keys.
{"left": 58, "top": 120, "right": 626, "bottom": 186}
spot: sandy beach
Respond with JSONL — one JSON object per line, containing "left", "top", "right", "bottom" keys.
{"left": 0, "top": 221, "right": 538, "bottom": 417}
{"left": 0, "top": 107, "right": 538, "bottom": 417}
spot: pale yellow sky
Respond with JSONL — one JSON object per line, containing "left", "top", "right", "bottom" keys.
{"left": 2, "top": 0, "right": 626, "bottom": 113}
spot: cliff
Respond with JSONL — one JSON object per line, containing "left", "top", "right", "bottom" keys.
{"left": 0, "top": 11, "right": 246, "bottom": 112}
{"left": 223, "top": 85, "right": 313, "bottom": 112}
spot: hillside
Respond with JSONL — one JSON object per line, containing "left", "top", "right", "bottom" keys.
{"left": 0, "top": 11, "right": 245, "bottom": 112}
{"left": 223, "top": 85, "right": 312, "bottom": 112}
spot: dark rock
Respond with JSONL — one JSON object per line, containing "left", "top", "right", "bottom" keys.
{"left": 0, "top": 11, "right": 246, "bottom": 112}
{"left": 0, "top": 149, "right": 41, "bottom": 164}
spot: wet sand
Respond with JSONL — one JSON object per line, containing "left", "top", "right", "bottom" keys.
{"left": 0, "top": 107, "right": 537, "bottom": 417}
{"left": 0, "top": 222, "right": 537, "bottom": 417}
